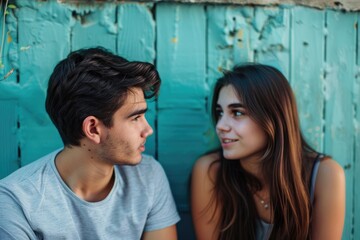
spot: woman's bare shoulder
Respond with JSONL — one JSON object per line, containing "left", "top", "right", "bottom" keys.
{"left": 196, "top": 152, "right": 221, "bottom": 166}
{"left": 312, "top": 156, "right": 345, "bottom": 239}
{"left": 193, "top": 152, "right": 221, "bottom": 175}
{"left": 192, "top": 152, "right": 222, "bottom": 185}
{"left": 318, "top": 156, "right": 344, "bottom": 178}
{"left": 191, "top": 152, "right": 223, "bottom": 240}
{"left": 315, "top": 156, "right": 345, "bottom": 199}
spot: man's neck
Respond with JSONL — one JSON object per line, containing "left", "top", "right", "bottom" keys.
{"left": 55, "top": 145, "right": 115, "bottom": 202}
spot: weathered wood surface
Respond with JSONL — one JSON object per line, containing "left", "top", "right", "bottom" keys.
{"left": 0, "top": 1, "right": 358, "bottom": 239}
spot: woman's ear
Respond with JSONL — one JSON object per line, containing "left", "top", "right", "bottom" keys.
{"left": 82, "top": 116, "right": 102, "bottom": 144}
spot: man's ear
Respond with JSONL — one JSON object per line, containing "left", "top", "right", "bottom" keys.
{"left": 82, "top": 116, "right": 103, "bottom": 144}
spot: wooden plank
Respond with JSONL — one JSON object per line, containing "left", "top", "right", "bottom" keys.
{"left": 157, "top": 108, "right": 208, "bottom": 240}
{"left": 0, "top": 4, "right": 17, "bottom": 84}
{"left": 71, "top": 4, "right": 116, "bottom": 52}
{"left": 156, "top": 3, "right": 207, "bottom": 212}
{"left": 118, "top": 3, "right": 156, "bottom": 156}
{"left": 18, "top": 1, "right": 70, "bottom": 165}
{"left": 208, "top": 5, "right": 254, "bottom": 83}
{"left": 290, "top": 7, "right": 324, "bottom": 151}
{"left": 118, "top": 3, "right": 155, "bottom": 62}
{"left": 157, "top": 3, "right": 207, "bottom": 109}
{"left": 0, "top": 5, "right": 20, "bottom": 178}
{"left": 0, "top": 100, "right": 19, "bottom": 179}
{"left": 252, "top": 7, "right": 291, "bottom": 80}
{"left": 325, "top": 10, "right": 357, "bottom": 240}
{"left": 354, "top": 12, "right": 360, "bottom": 240}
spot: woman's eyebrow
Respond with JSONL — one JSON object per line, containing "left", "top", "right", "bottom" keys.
{"left": 228, "top": 103, "right": 244, "bottom": 108}
{"left": 216, "top": 103, "right": 244, "bottom": 109}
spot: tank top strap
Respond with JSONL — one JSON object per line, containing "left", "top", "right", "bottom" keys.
{"left": 309, "top": 154, "right": 323, "bottom": 203}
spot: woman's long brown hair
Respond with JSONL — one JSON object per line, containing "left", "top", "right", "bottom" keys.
{"left": 210, "top": 64, "right": 318, "bottom": 239}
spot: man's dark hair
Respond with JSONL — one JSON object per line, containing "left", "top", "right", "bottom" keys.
{"left": 45, "top": 47, "right": 161, "bottom": 146}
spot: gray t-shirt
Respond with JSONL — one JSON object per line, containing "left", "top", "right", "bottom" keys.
{"left": 0, "top": 149, "right": 180, "bottom": 240}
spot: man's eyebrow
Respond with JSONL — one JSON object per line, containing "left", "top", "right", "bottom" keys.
{"left": 126, "top": 108, "right": 148, "bottom": 118}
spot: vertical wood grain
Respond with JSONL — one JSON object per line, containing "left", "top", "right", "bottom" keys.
{"left": 71, "top": 4, "right": 116, "bottom": 52}
{"left": 253, "top": 7, "right": 291, "bottom": 80}
{"left": 325, "top": 10, "right": 357, "bottom": 239}
{"left": 353, "top": 12, "right": 360, "bottom": 240}
{"left": 208, "top": 5, "right": 254, "bottom": 81}
{"left": 0, "top": 5, "right": 19, "bottom": 177}
{"left": 156, "top": 1, "right": 208, "bottom": 206}
{"left": 156, "top": 3, "right": 207, "bottom": 210}
{"left": 18, "top": 1, "right": 70, "bottom": 166}
{"left": 291, "top": 7, "right": 325, "bottom": 151}
{"left": 1, "top": 3, "right": 358, "bottom": 239}
{"left": 156, "top": 4, "right": 207, "bottom": 239}
{"left": 0, "top": 100, "right": 19, "bottom": 178}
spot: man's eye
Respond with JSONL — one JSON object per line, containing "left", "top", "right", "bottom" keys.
{"left": 133, "top": 115, "right": 141, "bottom": 121}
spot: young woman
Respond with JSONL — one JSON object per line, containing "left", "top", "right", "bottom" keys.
{"left": 191, "top": 64, "right": 345, "bottom": 240}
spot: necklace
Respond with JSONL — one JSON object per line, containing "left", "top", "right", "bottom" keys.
{"left": 254, "top": 192, "right": 270, "bottom": 210}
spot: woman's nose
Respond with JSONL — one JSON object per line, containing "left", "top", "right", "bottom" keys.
{"left": 216, "top": 116, "right": 231, "bottom": 132}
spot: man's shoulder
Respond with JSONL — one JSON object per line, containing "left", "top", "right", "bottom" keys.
{"left": 120, "top": 154, "right": 161, "bottom": 171}
{"left": 139, "top": 154, "right": 161, "bottom": 168}
{"left": 116, "top": 154, "right": 167, "bottom": 184}
{"left": 0, "top": 149, "right": 62, "bottom": 218}
{"left": 0, "top": 149, "right": 60, "bottom": 189}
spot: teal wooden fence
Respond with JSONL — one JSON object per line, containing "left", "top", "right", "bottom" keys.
{"left": 0, "top": 1, "right": 359, "bottom": 239}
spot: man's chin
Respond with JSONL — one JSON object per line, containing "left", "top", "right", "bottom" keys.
{"left": 121, "top": 155, "right": 143, "bottom": 166}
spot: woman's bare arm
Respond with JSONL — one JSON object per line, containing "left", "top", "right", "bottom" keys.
{"left": 311, "top": 158, "right": 345, "bottom": 240}
{"left": 191, "top": 153, "right": 221, "bottom": 240}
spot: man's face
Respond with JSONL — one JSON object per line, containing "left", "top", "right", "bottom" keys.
{"left": 98, "top": 87, "right": 153, "bottom": 165}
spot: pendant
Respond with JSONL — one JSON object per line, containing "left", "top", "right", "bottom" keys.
{"left": 260, "top": 199, "right": 269, "bottom": 209}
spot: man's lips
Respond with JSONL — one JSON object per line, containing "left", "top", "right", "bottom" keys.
{"left": 139, "top": 141, "right": 146, "bottom": 151}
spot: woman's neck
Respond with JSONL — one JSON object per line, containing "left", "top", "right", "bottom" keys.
{"left": 239, "top": 153, "right": 266, "bottom": 185}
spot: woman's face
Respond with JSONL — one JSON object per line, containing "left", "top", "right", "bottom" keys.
{"left": 215, "top": 85, "right": 267, "bottom": 161}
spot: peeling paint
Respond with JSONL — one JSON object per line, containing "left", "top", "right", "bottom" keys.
{"left": 1, "top": 68, "right": 14, "bottom": 80}
{"left": 172, "top": 6, "right": 180, "bottom": 50}
{"left": 99, "top": 7, "right": 116, "bottom": 34}
{"left": 1, "top": 2, "right": 359, "bottom": 239}
{"left": 354, "top": 66, "right": 360, "bottom": 133}
{"left": 117, "top": 3, "right": 155, "bottom": 62}
{"left": 0, "top": 4, "right": 18, "bottom": 76}
{"left": 70, "top": 5, "right": 116, "bottom": 34}
{"left": 57, "top": 0, "right": 360, "bottom": 11}
{"left": 130, "top": 0, "right": 360, "bottom": 11}
{"left": 323, "top": 63, "right": 333, "bottom": 101}
{"left": 20, "top": 46, "right": 30, "bottom": 51}
{"left": 7, "top": 31, "right": 12, "bottom": 43}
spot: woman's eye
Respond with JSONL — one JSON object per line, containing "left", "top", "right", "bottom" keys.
{"left": 233, "top": 110, "right": 243, "bottom": 117}
{"left": 215, "top": 110, "right": 223, "bottom": 117}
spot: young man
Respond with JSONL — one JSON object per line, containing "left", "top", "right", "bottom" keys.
{"left": 0, "top": 47, "right": 180, "bottom": 240}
